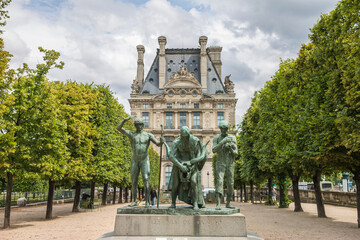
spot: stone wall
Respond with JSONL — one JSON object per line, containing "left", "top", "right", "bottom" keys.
{"left": 287, "top": 189, "right": 356, "bottom": 207}
{"left": 232, "top": 187, "right": 357, "bottom": 208}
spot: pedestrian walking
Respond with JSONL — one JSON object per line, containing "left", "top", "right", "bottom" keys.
{"left": 272, "top": 187, "right": 277, "bottom": 202}
{"left": 150, "top": 187, "right": 157, "bottom": 206}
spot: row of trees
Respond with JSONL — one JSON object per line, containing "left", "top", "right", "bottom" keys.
{"left": 235, "top": 0, "right": 360, "bottom": 228}
{"left": 0, "top": 0, "right": 160, "bottom": 228}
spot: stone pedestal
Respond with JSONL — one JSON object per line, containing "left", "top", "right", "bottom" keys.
{"left": 114, "top": 206, "right": 247, "bottom": 238}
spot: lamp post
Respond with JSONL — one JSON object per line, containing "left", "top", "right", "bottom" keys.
{"left": 207, "top": 171, "right": 210, "bottom": 188}
{"left": 342, "top": 172, "right": 349, "bottom": 192}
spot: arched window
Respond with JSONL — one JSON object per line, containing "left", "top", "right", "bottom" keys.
{"left": 165, "top": 165, "right": 173, "bottom": 188}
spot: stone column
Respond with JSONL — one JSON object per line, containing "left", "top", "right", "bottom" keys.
{"left": 158, "top": 36, "right": 167, "bottom": 89}
{"left": 136, "top": 45, "right": 145, "bottom": 85}
{"left": 199, "top": 36, "right": 208, "bottom": 90}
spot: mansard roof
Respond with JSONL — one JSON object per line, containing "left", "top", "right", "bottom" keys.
{"left": 140, "top": 48, "right": 226, "bottom": 94}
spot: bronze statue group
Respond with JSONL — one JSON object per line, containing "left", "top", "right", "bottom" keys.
{"left": 117, "top": 117, "right": 237, "bottom": 210}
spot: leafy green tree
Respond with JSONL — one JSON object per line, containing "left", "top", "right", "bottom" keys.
{"left": 55, "top": 81, "right": 96, "bottom": 212}
{"left": 309, "top": 0, "right": 360, "bottom": 226}
{"left": 260, "top": 59, "right": 304, "bottom": 210}
{"left": 237, "top": 94, "right": 268, "bottom": 203}
{"left": 30, "top": 76, "right": 68, "bottom": 219}
{"left": 0, "top": 0, "right": 13, "bottom": 172}
{"left": 88, "top": 84, "right": 129, "bottom": 206}
{"left": 1, "top": 47, "right": 64, "bottom": 226}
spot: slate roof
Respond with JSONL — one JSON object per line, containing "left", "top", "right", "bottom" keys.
{"left": 141, "top": 48, "right": 226, "bottom": 94}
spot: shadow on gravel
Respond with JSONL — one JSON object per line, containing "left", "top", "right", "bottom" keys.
{"left": 0, "top": 203, "right": 89, "bottom": 230}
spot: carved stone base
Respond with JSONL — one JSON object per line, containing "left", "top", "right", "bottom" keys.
{"left": 114, "top": 206, "right": 247, "bottom": 237}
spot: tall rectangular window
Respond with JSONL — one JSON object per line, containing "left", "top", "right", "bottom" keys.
{"left": 194, "top": 103, "right": 199, "bottom": 109}
{"left": 165, "top": 136, "right": 174, "bottom": 149}
{"left": 167, "top": 103, "right": 172, "bottom": 109}
{"left": 180, "top": 103, "right": 186, "bottom": 109}
{"left": 217, "top": 112, "right": 224, "bottom": 126}
{"left": 193, "top": 112, "right": 200, "bottom": 128}
{"left": 217, "top": 103, "right": 223, "bottom": 109}
{"left": 142, "top": 112, "right": 149, "bottom": 128}
{"left": 143, "top": 104, "right": 149, "bottom": 109}
{"left": 179, "top": 112, "right": 187, "bottom": 127}
{"left": 166, "top": 112, "right": 173, "bottom": 129}
{"left": 165, "top": 165, "right": 173, "bottom": 188}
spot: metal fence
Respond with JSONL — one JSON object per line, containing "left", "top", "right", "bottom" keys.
{"left": 0, "top": 188, "right": 91, "bottom": 207}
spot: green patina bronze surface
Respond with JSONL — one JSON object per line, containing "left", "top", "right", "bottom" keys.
{"left": 163, "top": 126, "right": 209, "bottom": 210}
{"left": 116, "top": 116, "right": 162, "bottom": 208}
{"left": 212, "top": 120, "right": 238, "bottom": 210}
{"left": 117, "top": 205, "right": 240, "bottom": 215}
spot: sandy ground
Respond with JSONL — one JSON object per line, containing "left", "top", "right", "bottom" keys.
{"left": 0, "top": 201, "right": 358, "bottom": 240}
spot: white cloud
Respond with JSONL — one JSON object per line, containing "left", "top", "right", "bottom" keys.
{"left": 3, "top": 0, "right": 338, "bottom": 124}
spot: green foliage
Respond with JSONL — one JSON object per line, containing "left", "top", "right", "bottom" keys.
{"left": 0, "top": 0, "right": 11, "bottom": 34}
{"left": 236, "top": 0, "right": 360, "bottom": 215}
{"left": 148, "top": 145, "right": 160, "bottom": 188}
{"left": 12, "top": 173, "right": 48, "bottom": 192}
{"left": 89, "top": 84, "right": 131, "bottom": 186}
{"left": 211, "top": 153, "right": 217, "bottom": 185}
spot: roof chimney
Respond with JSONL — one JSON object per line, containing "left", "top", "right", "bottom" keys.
{"left": 199, "top": 36, "right": 208, "bottom": 89}
{"left": 158, "top": 36, "right": 167, "bottom": 89}
{"left": 136, "top": 45, "right": 145, "bottom": 85}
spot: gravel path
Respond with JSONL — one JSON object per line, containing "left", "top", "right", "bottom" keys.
{"left": 234, "top": 202, "right": 358, "bottom": 240}
{"left": 0, "top": 201, "right": 358, "bottom": 239}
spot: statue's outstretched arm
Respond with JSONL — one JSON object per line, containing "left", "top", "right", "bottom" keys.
{"left": 149, "top": 134, "right": 163, "bottom": 147}
{"left": 190, "top": 140, "right": 210, "bottom": 164}
{"left": 163, "top": 142, "right": 188, "bottom": 173}
{"left": 116, "top": 115, "right": 134, "bottom": 137}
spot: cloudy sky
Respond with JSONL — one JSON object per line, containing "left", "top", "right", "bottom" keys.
{"left": 3, "top": 0, "right": 339, "bottom": 124}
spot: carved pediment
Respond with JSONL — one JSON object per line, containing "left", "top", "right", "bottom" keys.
{"left": 200, "top": 94, "right": 215, "bottom": 101}
{"left": 152, "top": 94, "right": 165, "bottom": 101}
{"left": 164, "top": 66, "right": 201, "bottom": 89}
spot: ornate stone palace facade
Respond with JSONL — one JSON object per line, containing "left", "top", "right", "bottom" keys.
{"left": 129, "top": 36, "right": 237, "bottom": 190}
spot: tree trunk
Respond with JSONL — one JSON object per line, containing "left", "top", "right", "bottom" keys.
{"left": 112, "top": 186, "right": 116, "bottom": 204}
{"left": 239, "top": 184, "right": 243, "bottom": 202}
{"left": 267, "top": 178, "right": 274, "bottom": 205}
{"left": 46, "top": 180, "right": 55, "bottom": 219}
{"left": 250, "top": 180, "right": 254, "bottom": 203}
{"left": 72, "top": 180, "right": 81, "bottom": 212}
{"left": 102, "top": 183, "right": 108, "bottom": 205}
{"left": 243, "top": 183, "right": 248, "bottom": 202}
{"left": 130, "top": 189, "right": 132, "bottom": 203}
{"left": 353, "top": 171, "right": 360, "bottom": 228}
{"left": 313, "top": 169, "right": 326, "bottom": 217}
{"left": 4, "top": 172, "right": 13, "bottom": 228}
{"left": 89, "top": 181, "right": 95, "bottom": 209}
{"left": 291, "top": 173, "right": 303, "bottom": 212}
{"left": 118, "top": 187, "right": 123, "bottom": 203}
{"left": 125, "top": 187, "right": 128, "bottom": 203}
{"left": 257, "top": 184, "right": 261, "bottom": 203}
{"left": 279, "top": 175, "right": 286, "bottom": 208}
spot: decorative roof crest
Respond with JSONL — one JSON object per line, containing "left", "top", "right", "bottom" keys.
{"left": 164, "top": 66, "right": 201, "bottom": 89}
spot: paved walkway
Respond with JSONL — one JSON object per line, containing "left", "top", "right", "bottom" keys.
{"left": 0, "top": 201, "right": 358, "bottom": 239}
